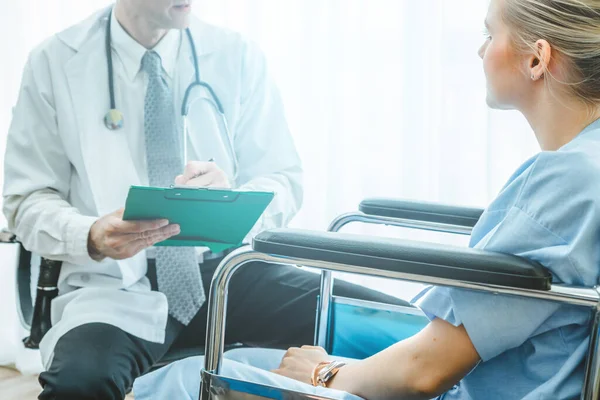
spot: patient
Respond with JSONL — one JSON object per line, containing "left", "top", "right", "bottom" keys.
{"left": 133, "top": 0, "right": 600, "bottom": 399}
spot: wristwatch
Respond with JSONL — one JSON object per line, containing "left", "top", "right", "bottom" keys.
{"left": 311, "top": 360, "right": 347, "bottom": 387}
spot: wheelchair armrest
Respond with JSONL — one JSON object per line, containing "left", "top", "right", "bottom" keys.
{"left": 359, "top": 198, "right": 484, "bottom": 228}
{"left": 253, "top": 229, "right": 552, "bottom": 290}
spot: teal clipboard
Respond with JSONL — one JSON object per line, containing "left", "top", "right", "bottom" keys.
{"left": 123, "top": 185, "right": 274, "bottom": 252}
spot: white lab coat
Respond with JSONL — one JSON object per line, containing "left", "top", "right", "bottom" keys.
{"left": 3, "top": 7, "right": 303, "bottom": 369}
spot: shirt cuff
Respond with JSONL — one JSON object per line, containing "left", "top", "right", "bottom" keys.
{"left": 412, "top": 286, "right": 463, "bottom": 326}
{"left": 65, "top": 215, "right": 100, "bottom": 266}
{"left": 413, "top": 285, "right": 565, "bottom": 362}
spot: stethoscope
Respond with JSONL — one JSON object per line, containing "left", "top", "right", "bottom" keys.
{"left": 102, "top": 10, "right": 238, "bottom": 178}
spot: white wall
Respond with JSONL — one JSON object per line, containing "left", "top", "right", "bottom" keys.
{"left": 0, "top": 1, "right": 541, "bottom": 297}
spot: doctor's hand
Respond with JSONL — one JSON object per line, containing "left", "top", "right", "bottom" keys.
{"left": 87, "top": 208, "right": 180, "bottom": 261}
{"left": 174, "top": 161, "right": 231, "bottom": 188}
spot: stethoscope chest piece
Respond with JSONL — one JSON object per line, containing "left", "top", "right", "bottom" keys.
{"left": 104, "top": 109, "right": 124, "bottom": 130}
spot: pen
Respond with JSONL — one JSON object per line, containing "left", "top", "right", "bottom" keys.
{"left": 188, "top": 158, "right": 214, "bottom": 180}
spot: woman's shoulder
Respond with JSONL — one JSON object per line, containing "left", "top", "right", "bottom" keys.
{"left": 494, "top": 125, "right": 600, "bottom": 206}
{"left": 474, "top": 141, "right": 600, "bottom": 285}
{"left": 485, "top": 140, "right": 600, "bottom": 232}
{"left": 513, "top": 143, "right": 600, "bottom": 232}
{"left": 527, "top": 145, "right": 600, "bottom": 198}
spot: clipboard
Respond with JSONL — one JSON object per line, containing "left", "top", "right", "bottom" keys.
{"left": 122, "top": 185, "right": 274, "bottom": 252}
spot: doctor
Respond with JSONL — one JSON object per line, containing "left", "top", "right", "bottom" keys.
{"left": 3, "top": 1, "right": 403, "bottom": 399}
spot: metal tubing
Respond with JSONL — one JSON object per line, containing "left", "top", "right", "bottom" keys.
{"left": 314, "top": 270, "right": 333, "bottom": 348}
{"left": 312, "top": 215, "right": 366, "bottom": 349}
{"left": 203, "top": 249, "right": 600, "bottom": 377}
{"left": 297, "top": 255, "right": 599, "bottom": 307}
{"left": 582, "top": 292, "right": 600, "bottom": 400}
{"left": 328, "top": 212, "right": 474, "bottom": 236}
{"left": 203, "top": 247, "right": 258, "bottom": 375}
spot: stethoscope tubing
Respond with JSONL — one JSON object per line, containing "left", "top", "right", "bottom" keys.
{"left": 104, "top": 8, "right": 238, "bottom": 179}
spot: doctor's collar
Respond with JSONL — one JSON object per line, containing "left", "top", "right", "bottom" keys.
{"left": 110, "top": 9, "right": 181, "bottom": 82}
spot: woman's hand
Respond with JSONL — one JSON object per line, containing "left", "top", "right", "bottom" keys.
{"left": 271, "top": 319, "right": 480, "bottom": 400}
{"left": 272, "top": 345, "right": 331, "bottom": 384}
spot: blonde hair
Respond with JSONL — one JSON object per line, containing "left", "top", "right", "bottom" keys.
{"left": 503, "top": 0, "right": 600, "bottom": 104}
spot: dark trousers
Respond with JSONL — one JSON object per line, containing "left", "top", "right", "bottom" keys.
{"left": 38, "top": 257, "right": 408, "bottom": 399}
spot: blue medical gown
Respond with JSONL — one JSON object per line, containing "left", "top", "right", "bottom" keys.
{"left": 414, "top": 119, "right": 600, "bottom": 399}
{"left": 133, "top": 120, "right": 600, "bottom": 400}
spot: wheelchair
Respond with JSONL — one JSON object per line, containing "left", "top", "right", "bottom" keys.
{"left": 11, "top": 198, "right": 600, "bottom": 399}
{"left": 198, "top": 198, "right": 600, "bottom": 400}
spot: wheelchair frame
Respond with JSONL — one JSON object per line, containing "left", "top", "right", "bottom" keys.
{"left": 11, "top": 199, "right": 600, "bottom": 399}
{"left": 199, "top": 200, "right": 600, "bottom": 400}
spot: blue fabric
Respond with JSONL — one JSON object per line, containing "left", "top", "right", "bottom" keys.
{"left": 133, "top": 349, "right": 362, "bottom": 400}
{"left": 330, "top": 302, "right": 429, "bottom": 359}
{"left": 413, "top": 119, "right": 600, "bottom": 399}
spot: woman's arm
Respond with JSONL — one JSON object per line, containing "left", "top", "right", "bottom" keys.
{"left": 274, "top": 318, "right": 480, "bottom": 400}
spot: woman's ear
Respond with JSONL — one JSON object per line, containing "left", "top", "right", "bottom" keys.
{"left": 529, "top": 39, "right": 552, "bottom": 81}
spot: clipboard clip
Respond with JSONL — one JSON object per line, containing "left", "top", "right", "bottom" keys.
{"left": 169, "top": 184, "right": 230, "bottom": 190}
{"left": 164, "top": 186, "right": 239, "bottom": 202}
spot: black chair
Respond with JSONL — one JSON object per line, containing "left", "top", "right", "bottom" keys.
{"left": 10, "top": 235, "right": 206, "bottom": 369}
